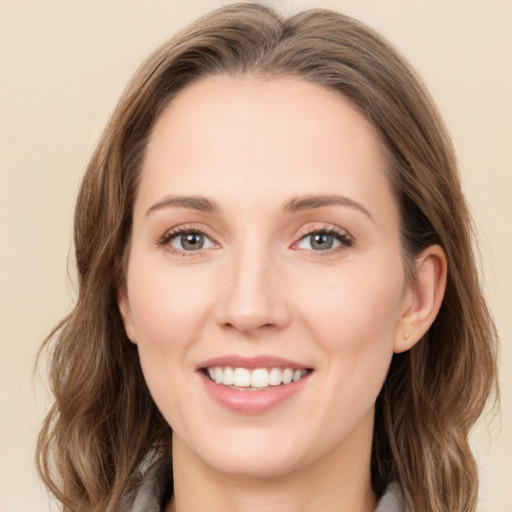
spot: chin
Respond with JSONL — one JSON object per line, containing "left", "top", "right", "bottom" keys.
{"left": 181, "top": 430, "right": 306, "bottom": 479}
{"left": 209, "top": 450, "right": 303, "bottom": 479}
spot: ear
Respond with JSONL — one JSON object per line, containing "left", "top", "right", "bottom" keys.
{"left": 394, "top": 245, "right": 447, "bottom": 353}
{"left": 117, "top": 284, "right": 137, "bottom": 344}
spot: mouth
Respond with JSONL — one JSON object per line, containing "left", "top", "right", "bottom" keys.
{"left": 202, "top": 366, "right": 311, "bottom": 391}
{"left": 197, "top": 355, "right": 313, "bottom": 414}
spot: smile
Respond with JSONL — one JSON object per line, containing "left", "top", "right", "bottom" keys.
{"left": 197, "top": 355, "right": 313, "bottom": 414}
{"left": 205, "top": 366, "right": 309, "bottom": 390}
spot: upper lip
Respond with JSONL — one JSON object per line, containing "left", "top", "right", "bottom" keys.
{"left": 196, "top": 354, "right": 311, "bottom": 371}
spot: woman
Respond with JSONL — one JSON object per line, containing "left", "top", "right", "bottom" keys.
{"left": 36, "top": 4, "right": 499, "bottom": 512}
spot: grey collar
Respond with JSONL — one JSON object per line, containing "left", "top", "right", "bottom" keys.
{"left": 374, "top": 481, "right": 406, "bottom": 512}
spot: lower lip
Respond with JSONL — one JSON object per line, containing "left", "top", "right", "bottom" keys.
{"left": 200, "top": 372, "right": 311, "bottom": 414}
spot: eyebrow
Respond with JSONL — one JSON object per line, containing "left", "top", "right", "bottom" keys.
{"left": 145, "top": 193, "right": 372, "bottom": 220}
{"left": 282, "top": 194, "right": 373, "bottom": 220}
{"left": 146, "top": 195, "right": 220, "bottom": 216}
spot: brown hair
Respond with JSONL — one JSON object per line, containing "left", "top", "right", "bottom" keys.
{"left": 36, "top": 4, "right": 499, "bottom": 511}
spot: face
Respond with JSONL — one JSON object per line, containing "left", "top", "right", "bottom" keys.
{"left": 119, "top": 75, "right": 414, "bottom": 478}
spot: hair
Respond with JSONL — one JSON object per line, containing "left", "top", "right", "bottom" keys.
{"left": 36, "top": 4, "right": 499, "bottom": 512}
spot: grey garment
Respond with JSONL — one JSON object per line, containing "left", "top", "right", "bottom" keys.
{"left": 374, "top": 482, "right": 406, "bottom": 512}
{"left": 118, "top": 459, "right": 173, "bottom": 512}
{"left": 121, "top": 458, "right": 405, "bottom": 512}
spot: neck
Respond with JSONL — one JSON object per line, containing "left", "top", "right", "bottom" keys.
{"left": 166, "top": 427, "right": 376, "bottom": 512}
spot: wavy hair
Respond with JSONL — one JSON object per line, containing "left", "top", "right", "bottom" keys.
{"left": 36, "top": 4, "right": 499, "bottom": 511}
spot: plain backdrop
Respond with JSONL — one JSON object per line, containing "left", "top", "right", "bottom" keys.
{"left": 0, "top": 1, "right": 510, "bottom": 511}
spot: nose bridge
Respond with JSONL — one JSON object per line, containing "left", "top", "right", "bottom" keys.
{"left": 217, "top": 234, "right": 289, "bottom": 334}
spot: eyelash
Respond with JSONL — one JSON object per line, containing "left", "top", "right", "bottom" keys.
{"left": 157, "top": 225, "right": 217, "bottom": 256}
{"left": 294, "top": 225, "right": 353, "bottom": 254}
{"left": 157, "top": 224, "right": 353, "bottom": 256}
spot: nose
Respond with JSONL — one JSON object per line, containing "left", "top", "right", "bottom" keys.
{"left": 215, "top": 244, "right": 291, "bottom": 336}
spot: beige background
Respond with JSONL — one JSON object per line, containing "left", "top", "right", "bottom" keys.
{"left": 0, "top": 1, "right": 510, "bottom": 511}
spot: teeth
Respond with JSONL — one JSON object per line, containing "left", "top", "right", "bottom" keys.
{"left": 268, "top": 368, "right": 282, "bottom": 386}
{"left": 251, "top": 368, "right": 269, "bottom": 388}
{"left": 282, "top": 368, "right": 293, "bottom": 385}
{"left": 233, "top": 368, "right": 251, "bottom": 387}
{"left": 205, "top": 366, "right": 308, "bottom": 388}
{"left": 222, "top": 366, "right": 234, "bottom": 386}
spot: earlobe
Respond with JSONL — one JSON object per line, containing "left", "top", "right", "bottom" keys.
{"left": 117, "top": 285, "right": 137, "bottom": 344}
{"left": 394, "top": 245, "right": 447, "bottom": 353}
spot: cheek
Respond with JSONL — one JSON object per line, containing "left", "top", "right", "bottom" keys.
{"left": 126, "top": 258, "right": 213, "bottom": 349}
{"left": 124, "top": 260, "right": 214, "bottom": 420}
{"left": 294, "top": 261, "right": 405, "bottom": 360}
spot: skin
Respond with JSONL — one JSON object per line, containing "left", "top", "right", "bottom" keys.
{"left": 119, "top": 75, "right": 446, "bottom": 512}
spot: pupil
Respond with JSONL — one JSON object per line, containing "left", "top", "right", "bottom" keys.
{"left": 181, "top": 233, "right": 204, "bottom": 250}
{"left": 311, "top": 233, "right": 333, "bottom": 250}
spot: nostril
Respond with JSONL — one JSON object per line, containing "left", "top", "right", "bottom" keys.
{"left": 221, "top": 321, "right": 278, "bottom": 333}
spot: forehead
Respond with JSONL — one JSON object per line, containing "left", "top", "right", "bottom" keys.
{"left": 137, "top": 75, "right": 397, "bottom": 224}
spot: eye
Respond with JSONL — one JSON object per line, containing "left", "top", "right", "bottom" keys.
{"left": 295, "top": 227, "right": 353, "bottom": 252}
{"left": 299, "top": 232, "right": 339, "bottom": 251}
{"left": 161, "top": 229, "right": 216, "bottom": 253}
